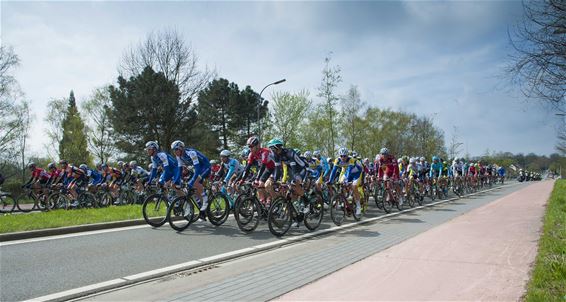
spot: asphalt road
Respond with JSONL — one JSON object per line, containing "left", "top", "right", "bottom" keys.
{"left": 0, "top": 182, "right": 526, "bottom": 301}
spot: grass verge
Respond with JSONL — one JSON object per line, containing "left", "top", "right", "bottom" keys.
{"left": 0, "top": 205, "right": 146, "bottom": 234}
{"left": 524, "top": 179, "right": 566, "bottom": 302}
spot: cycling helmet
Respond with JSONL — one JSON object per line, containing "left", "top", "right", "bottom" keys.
{"left": 101, "top": 163, "right": 108, "bottom": 169}
{"left": 409, "top": 157, "right": 416, "bottom": 164}
{"left": 363, "top": 158, "right": 369, "bottom": 164}
{"left": 432, "top": 156, "right": 439, "bottom": 162}
{"left": 351, "top": 151, "right": 358, "bottom": 157}
{"left": 398, "top": 157, "right": 403, "bottom": 163}
{"left": 170, "top": 140, "right": 185, "bottom": 150}
{"left": 304, "top": 151, "right": 312, "bottom": 159}
{"left": 117, "top": 161, "right": 124, "bottom": 167}
{"left": 313, "top": 150, "right": 321, "bottom": 157}
{"left": 47, "top": 162, "right": 56, "bottom": 170}
{"left": 210, "top": 160, "right": 218, "bottom": 165}
{"left": 145, "top": 141, "right": 159, "bottom": 150}
{"left": 59, "top": 160, "right": 68, "bottom": 165}
{"left": 267, "top": 138, "right": 284, "bottom": 148}
{"left": 241, "top": 148, "right": 250, "bottom": 158}
{"left": 79, "top": 164, "right": 88, "bottom": 171}
{"left": 294, "top": 148, "right": 301, "bottom": 155}
{"left": 419, "top": 157, "right": 425, "bottom": 162}
{"left": 379, "top": 147, "right": 389, "bottom": 155}
{"left": 220, "top": 150, "right": 231, "bottom": 157}
{"left": 129, "top": 160, "right": 137, "bottom": 167}
{"left": 246, "top": 136, "right": 260, "bottom": 147}
{"left": 27, "top": 162, "right": 36, "bottom": 169}
{"left": 375, "top": 154, "right": 380, "bottom": 161}
{"left": 338, "top": 147, "right": 349, "bottom": 157}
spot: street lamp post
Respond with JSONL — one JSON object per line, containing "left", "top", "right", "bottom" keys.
{"left": 257, "top": 79, "right": 286, "bottom": 142}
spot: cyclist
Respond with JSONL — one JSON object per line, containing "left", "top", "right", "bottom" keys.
{"left": 145, "top": 140, "right": 179, "bottom": 189}
{"left": 59, "top": 160, "right": 88, "bottom": 207}
{"left": 171, "top": 140, "right": 211, "bottom": 220}
{"left": 219, "top": 149, "right": 243, "bottom": 207}
{"left": 327, "top": 147, "right": 364, "bottom": 216}
{"left": 240, "top": 136, "right": 277, "bottom": 204}
{"left": 497, "top": 165, "right": 506, "bottom": 183}
{"left": 23, "top": 162, "right": 51, "bottom": 196}
{"left": 268, "top": 138, "right": 307, "bottom": 202}
{"left": 377, "top": 147, "right": 402, "bottom": 205}
{"left": 80, "top": 164, "right": 103, "bottom": 186}
{"left": 313, "top": 150, "right": 331, "bottom": 182}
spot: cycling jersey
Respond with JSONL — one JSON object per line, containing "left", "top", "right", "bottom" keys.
{"left": 498, "top": 167, "right": 506, "bottom": 177}
{"left": 86, "top": 168, "right": 103, "bottom": 185}
{"left": 149, "top": 151, "right": 178, "bottom": 185}
{"left": 243, "top": 148, "right": 276, "bottom": 182}
{"left": 430, "top": 161, "right": 443, "bottom": 178}
{"left": 305, "top": 158, "right": 323, "bottom": 181}
{"left": 329, "top": 156, "right": 363, "bottom": 183}
{"left": 274, "top": 148, "right": 307, "bottom": 182}
{"left": 316, "top": 156, "right": 331, "bottom": 180}
{"left": 378, "top": 155, "right": 399, "bottom": 180}
{"left": 31, "top": 168, "right": 51, "bottom": 182}
{"left": 221, "top": 158, "right": 243, "bottom": 184}
{"left": 175, "top": 148, "right": 211, "bottom": 188}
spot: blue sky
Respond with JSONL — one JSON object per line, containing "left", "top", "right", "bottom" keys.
{"left": 1, "top": 1, "right": 562, "bottom": 157}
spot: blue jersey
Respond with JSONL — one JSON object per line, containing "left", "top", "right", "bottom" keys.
{"left": 222, "top": 158, "right": 242, "bottom": 183}
{"left": 429, "top": 162, "right": 443, "bottom": 178}
{"left": 86, "top": 168, "right": 103, "bottom": 185}
{"left": 318, "top": 156, "right": 331, "bottom": 179}
{"left": 148, "top": 151, "right": 178, "bottom": 184}
{"left": 498, "top": 167, "right": 506, "bottom": 176}
{"left": 175, "top": 148, "right": 211, "bottom": 188}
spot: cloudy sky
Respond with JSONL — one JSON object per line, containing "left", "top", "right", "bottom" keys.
{"left": 2, "top": 1, "right": 562, "bottom": 157}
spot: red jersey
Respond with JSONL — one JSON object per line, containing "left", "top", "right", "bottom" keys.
{"left": 247, "top": 147, "right": 276, "bottom": 170}
{"left": 378, "top": 154, "right": 400, "bottom": 179}
{"left": 32, "top": 168, "right": 51, "bottom": 181}
{"left": 48, "top": 169, "right": 61, "bottom": 180}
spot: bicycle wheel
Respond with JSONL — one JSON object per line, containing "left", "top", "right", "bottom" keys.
{"left": 168, "top": 196, "right": 194, "bottom": 231}
{"left": 373, "top": 184, "right": 384, "bottom": 210}
{"left": 0, "top": 194, "right": 16, "bottom": 213}
{"left": 304, "top": 193, "right": 324, "bottom": 231}
{"left": 78, "top": 192, "right": 97, "bottom": 208}
{"left": 234, "top": 197, "right": 260, "bottom": 233}
{"left": 17, "top": 193, "right": 36, "bottom": 213}
{"left": 142, "top": 193, "right": 169, "bottom": 227}
{"left": 382, "top": 188, "right": 393, "bottom": 213}
{"left": 98, "top": 192, "right": 113, "bottom": 207}
{"left": 429, "top": 185, "right": 437, "bottom": 201}
{"left": 267, "top": 197, "right": 292, "bottom": 237}
{"left": 119, "top": 190, "right": 135, "bottom": 205}
{"left": 330, "top": 194, "right": 347, "bottom": 226}
{"left": 207, "top": 193, "right": 230, "bottom": 226}
{"left": 407, "top": 189, "right": 415, "bottom": 208}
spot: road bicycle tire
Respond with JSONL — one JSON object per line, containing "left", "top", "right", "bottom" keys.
{"left": 98, "top": 192, "right": 113, "bottom": 207}
{"left": 267, "top": 197, "right": 293, "bottom": 237}
{"left": 234, "top": 197, "right": 260, "bottom": 233}
{"left": 207, "top": 193, "right": 230, "bottom": 226}
{"left": 142, "top": 193, "right": 169, "bottom": 227}
{"left": 16, "top": 193, "right": 36, "bottom": 213}
{"left": 373, "top": 184, "right": 385, "bottom": 210}
{"left": 330, "top": 194, "right": 347, "bottom": 226}
{"left": 0, "top": 194, "right": 16, "bottom": 213}
{"left": 167, "top": 196, "right": 194, "bottom": 231}
{"left": 407, "top": 190, "right": 415, "bottom": 208}
{"left": 304, "top": 193, "right": 324, "bottom": 231}
{"left": 78, "top": 192, "right": 97, "bottom": 208}
{"left": 119, "top": 190, "right": 135, "bottom": 205}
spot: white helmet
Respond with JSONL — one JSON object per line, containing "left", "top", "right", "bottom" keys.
{"left": 220, "top": 150, "right": 231, "bottom": 157}
{"left": 313, "top": 150, "right": 321, "bottom": 157}
{"left": 145, "top": 141, "right": 159, "bottom": 150}
{"left": 129, "top": 160, "right": 137, "bottom": 167}
{"left": 380, "top": 147, "right": 389, "bottom": 155}
{"left": 304, "top": 151, "right": 312, "bottom": 158}
{"left": 409, "top": 157, "right": 416, "bottom": 164}
{"left": 338, "top": 147, "right": 349, "bottom": 157}
{"left": 420, "top": 157, "right": 425, "bottom": 162}
{"left": 170, "top": 140, "right": 185, "bottom": 150}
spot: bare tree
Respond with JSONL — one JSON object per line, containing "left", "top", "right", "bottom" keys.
{"left": 119, "top": 28, "right": 214, "bottom": 104}
{"left": 44, "top": 98, "right": 67, "bottom": 160}
{"left": 509, "top": 0, "right": 566, "bottom": 114}
{"left": 16, "top": 101, "right": 32, "bottom": 182}
{"left": 82, "top": 86, "right": 116, "bottom": 163}
{"left": 0, "top": 45, "right": 19, "bottom": 99}
{"left": 448, "top": 126, "right": 464, "bottom": 160}
{"left": 341, "top": 85, "right": 365, "bottom": 152}
{"left": 317, "top": 55, "right": 342, "bottom": 156}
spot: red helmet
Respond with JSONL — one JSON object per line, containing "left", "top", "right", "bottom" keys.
{"left": 246, "top": 136, "right": 259, "bottom": 147}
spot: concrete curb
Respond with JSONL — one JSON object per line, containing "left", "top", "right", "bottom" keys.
{"left": 0, "top": 218, "right": 158, "bottom": 242}
{"left": 22, "top": 183, "right": 518, "bottom": 302}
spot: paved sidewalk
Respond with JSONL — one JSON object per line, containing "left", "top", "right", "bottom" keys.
{"left": 277, "top": 180, "right": 554, "bottom": 301}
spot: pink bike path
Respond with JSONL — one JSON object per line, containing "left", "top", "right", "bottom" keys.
{"left": 277, "top": 181, "right": 554, "bottom": 301}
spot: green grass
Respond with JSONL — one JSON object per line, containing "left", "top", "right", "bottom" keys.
{"left": 0, "top": 205, "right": 147, "bottom": 234}
{"left": 524, "top": 179, "right": 566, "bottom": 302}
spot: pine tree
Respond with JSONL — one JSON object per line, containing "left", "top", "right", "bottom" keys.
{"left": 59, "top": 91, "right": 91, "bottom": 165}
